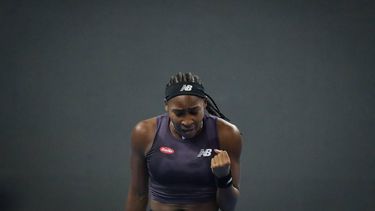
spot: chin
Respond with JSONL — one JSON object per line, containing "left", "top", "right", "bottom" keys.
{"left": 182, "top": 131, "right": 197, "bottom": 139}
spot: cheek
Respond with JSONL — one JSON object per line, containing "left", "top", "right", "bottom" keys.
{"left": 194, "top": 113, "right": 205, "bottom": 124}
{"left": 171, "top": 120, "right": 184, "bottom": 131}
{"left": 171, "top": 118, "right": 179, "bottom": 125}
{"left": 199, "top": 108, "right": 206, "bottom": 118}
{"left": 169, "top": 116, "right": 181, "bottom": 126}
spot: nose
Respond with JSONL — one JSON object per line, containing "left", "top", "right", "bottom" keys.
{"left": 181, "top": 117, "right": 194, "bottom": 128}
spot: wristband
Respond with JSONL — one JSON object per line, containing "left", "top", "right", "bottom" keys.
{"left": 215, "top": 171, "right": 233, "bottom": 188}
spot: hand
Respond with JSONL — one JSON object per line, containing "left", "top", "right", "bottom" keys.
{"left": 211, "top": 149, "right": 231, "bottom": 178}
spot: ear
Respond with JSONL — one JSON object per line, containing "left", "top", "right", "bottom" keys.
{"left": 164, "top": 99, "right": 168, "bottom": 112}
{"left": 203, "top": 97, "right": 208, "bottom": 108}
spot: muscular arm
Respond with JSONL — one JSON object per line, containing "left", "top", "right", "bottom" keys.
{"left": 126, "top": 119, "right": 156, "bottom": 211}
{"left": 213, "top": 119, "right": 243, "bottom": 211}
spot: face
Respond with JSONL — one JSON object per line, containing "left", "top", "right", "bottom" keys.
{"left": 165, "top": 95, "right": 207, "bottom": 139}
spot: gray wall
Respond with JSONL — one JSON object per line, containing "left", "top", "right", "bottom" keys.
{"left": 1, "top": 1, "right": 374, "bottom": 210}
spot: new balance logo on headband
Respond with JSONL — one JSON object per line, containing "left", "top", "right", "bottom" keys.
{"left": 180, "top": 84, "right": 193, "bottom": 91}
{"left": 165, "top": 82, "right": 205, "bottom": 101}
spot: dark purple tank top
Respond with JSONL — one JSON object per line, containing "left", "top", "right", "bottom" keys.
{"left": 146, "top": 113, "right": 220, "bottom": 204}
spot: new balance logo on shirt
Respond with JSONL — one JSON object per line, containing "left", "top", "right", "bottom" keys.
{"left": 197, "top": 149, "right": 212, "bottom": 157}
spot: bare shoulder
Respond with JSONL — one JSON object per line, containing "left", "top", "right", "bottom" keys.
{"left": 216, "top": 118, "right": 243, "bottom": 155}
{"left": 131, "top": 117, "right": 158, "bottom": 155}
{"left": 132, "top": 117, "right": 157, "bottom": 139}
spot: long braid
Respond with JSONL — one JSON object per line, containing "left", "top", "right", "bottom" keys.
{"left": 166, "top": 72, "right": 230, "bottom": 121}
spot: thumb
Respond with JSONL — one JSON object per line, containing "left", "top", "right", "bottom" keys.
{"left": 214, "top": 149, "right": 222, "bottom": 154}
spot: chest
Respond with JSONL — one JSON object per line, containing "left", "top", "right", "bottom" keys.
{"left": 147, "top": 138, "right": 216, "bottom": 186}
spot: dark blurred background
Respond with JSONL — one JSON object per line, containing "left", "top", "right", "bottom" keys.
{"left": 1, "top": 0, "right": 374, "bottom": 210}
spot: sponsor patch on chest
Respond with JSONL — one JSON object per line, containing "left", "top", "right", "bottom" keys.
{"left": 159, "top": 146, "right": 175, "bottom": 154}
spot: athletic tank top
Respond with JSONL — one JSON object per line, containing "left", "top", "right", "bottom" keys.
{"left": 146, "top": 113, "right": 220, "bottom": 204}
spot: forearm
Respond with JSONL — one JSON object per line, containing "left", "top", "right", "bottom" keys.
{"left": 126, "top": 191, "right": 148, "bottom": 211}
{"left": 216, "top": 186, "right": 240, "bottom": 211}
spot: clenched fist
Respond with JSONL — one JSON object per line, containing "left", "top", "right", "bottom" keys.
{"left": 211, "top": 149, "right": 231, "bottom": 178}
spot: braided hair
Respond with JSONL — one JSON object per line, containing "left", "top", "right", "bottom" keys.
{"left": 166, "top": 72, "right": 230, "bottom": 121}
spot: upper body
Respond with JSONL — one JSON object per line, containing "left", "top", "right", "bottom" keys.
{"left": 126, "top": 73, "right": 243, "bottom": 211}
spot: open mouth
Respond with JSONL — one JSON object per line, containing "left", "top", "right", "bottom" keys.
{"left": 181, "top": 127, "right": 194, "bottom": 133}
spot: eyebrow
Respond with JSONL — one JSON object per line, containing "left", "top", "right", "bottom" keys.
{"left": 188, "top": 107, "right": 199, "bottom": 112}
{"left": 171, "top": 106, "right": 200, "bottom": 114}
{"left": 172, "top": 106, "right": 199, "bottom": 112}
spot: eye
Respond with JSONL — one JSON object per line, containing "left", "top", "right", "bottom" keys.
{"left": 188, "top": 108, "right": 199, "bottom": 115}
{"left": 174, "top": 110, "right": 185, "bottom": 117}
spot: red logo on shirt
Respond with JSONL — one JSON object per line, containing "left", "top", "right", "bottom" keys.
{"left": 159, "top": 147, "right": 175, "bottom": 154}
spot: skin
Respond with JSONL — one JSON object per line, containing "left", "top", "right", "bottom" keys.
{"left": 126, "top": 95, "right": 243, "bottom": 211}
